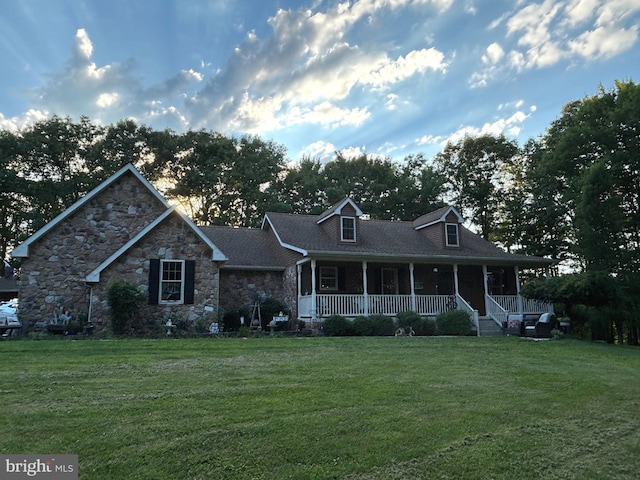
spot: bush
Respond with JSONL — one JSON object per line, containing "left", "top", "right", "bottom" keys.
{"left": 352, "top": 316, "right": 374, "bottom": 336}
{"left": 369, "top": 314, "right": 396, "bottom": 336}
{"left": 260, "top": 297, "right": 290, "bottom": 330}
{"left": 323, "top": 315, "right": 354, "bottom": 336}
{"left": 107, "top": 279, "right": 144, "bottom": 335}
{"left": 396, "top": 311, "right": 436, "bottom": 336}
{"left": 436, "top": 310, "right": 471, "bottom": 336}
{"left": 222, "top": 307, "right": 250, "bottom": 332}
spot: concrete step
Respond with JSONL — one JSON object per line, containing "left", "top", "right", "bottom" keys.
{"left": 477, "top": 319, "right": 504, "bottom": 337}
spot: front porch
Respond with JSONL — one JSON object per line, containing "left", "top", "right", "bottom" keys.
{"left": 298, "top": 292, "right": 552, "bottom": 325}
{"left": 295, "top": 259, "right": 553, "bottom": 333}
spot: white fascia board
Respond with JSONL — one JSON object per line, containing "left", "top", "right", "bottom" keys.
{"left": 12, "top": 164, "right": 170, "bottom": 258}
{"left": 85, "top": 207, "right": 226, "bottom": 282}
{"left": 263, "top": 214, "right": 307, "bottom": 256}
{"left": 414, "top": 205, "right": 464, "bottom": 231}
{"left": 175, "top": 209, "right": 227, "bottom": 261}
{"left": 316, "top": 198, "right": 363, "bottom": 225}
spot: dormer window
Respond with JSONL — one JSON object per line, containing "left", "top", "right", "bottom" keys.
{"left": 341, "top": 216, "right": 356, "bottom": 242}
{"left": 445, "top": 223, "right": 459, "bottom": 247}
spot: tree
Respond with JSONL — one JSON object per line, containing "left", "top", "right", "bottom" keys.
{"left": 531, "top": 80, "right": 640, "bottom": 274}
{"left": 433, "top": 134, "right": 520, "bottom": 240}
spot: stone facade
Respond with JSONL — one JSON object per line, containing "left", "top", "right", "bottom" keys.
{"left": 218, "top": 269, "right": 286, "bottom": 313}
{"left": 18, "top": 172, "right": 167, "bottom": 330}
{"left": 89, "top": 212, "right": 220, "bottom": 334}
{"left": 17, "top": 170, "right": 221, "bottom": 335}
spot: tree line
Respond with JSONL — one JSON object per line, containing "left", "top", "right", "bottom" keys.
{"left": 2, "top": 80, "right": 639, "bottom": 343}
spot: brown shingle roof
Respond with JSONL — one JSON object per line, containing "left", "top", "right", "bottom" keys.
{"left": 200, "top": 225, "right": 288, "bottom": 269}
{"left": 264, "top": 211, "right": 551, "bottom": 266}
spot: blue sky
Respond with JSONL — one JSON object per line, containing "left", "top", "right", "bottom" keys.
{"left": 1, "top": 0, "right": 639, "bottom": 162}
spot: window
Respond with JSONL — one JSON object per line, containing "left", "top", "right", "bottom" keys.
{"left": 341, "top": 216, "right": 356, "bottom": 242}
{"left": 148, "top": 259, "right": 196, "bottom": 305}
{"left": 319, "top": 267, "right": 338, "bottom": 291}
{"left": 445, "top": 223, "right": 459, "bottom": 247}
{"left": 160, "top": 260, "right": 185, "bottom": 303}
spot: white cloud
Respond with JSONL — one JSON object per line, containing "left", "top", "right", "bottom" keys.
{"left": 96, "top": 92, "right": 118, "bottom": 108}
{"left": 0, "top": 109, "right": 48, "bottom": 131}
{"left": 297, "top": 140, "right": 336, "bottom": 162}
{"left": 359, "top": 48, "right": 447, "bottom": 88}
{"left": 482, "top": 43, "right": 505, "bottom": 65}
{"left": 418, "top": 102, "right": 536, "bottom": 148}
{"left": 471, "top": 0, "right": 640, "bottom": 84}
{"left": 569, "top": 24, "right": 638, "bottom": 59}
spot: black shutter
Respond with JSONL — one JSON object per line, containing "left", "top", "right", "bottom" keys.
{"left": 149, "top": 259, "right": 160, "bottom": 305}
{"left": 184, "top": 260, "right": 195, "bottom": 304}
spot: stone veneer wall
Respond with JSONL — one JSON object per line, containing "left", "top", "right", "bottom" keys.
{"left": 218, "top": 269, "right": 286, "bottom": 313}
{"left": 88, "top": 212, "right": 220, "bottom": 335}
{"left": 17, "top": 172, "right": 168, "bottom": 330}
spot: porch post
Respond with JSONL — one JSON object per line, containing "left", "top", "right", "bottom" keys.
{"left": 515, "top": 266, "right": 523, "bottom": 314}
{"left": 453, "top": 264, "right": 460, "bottom": 296}
{"left": 362, "top": 261, "right": 369, "bottom": 316}
{"left": 409, "top": 262, "right": 416, "bottom": 311}
{"left": 297, "top": 264, "right": 302, "bottom": 298}
{"left": 311, "top": 259, "right": 317, "bottom": 320}
{"left": 482, "top": 264, "right": 490, "bottom": 317}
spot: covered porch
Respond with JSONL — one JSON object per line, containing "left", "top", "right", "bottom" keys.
{"left": 295, "top": 258, "right": 553, "bottom": 330}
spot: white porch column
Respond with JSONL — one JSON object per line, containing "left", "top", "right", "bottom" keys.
{"left": 297, "top": 264, "right": 302, "bottom": 298}
{"left": 311, "top": 260, "right": 317, "bottom": 320}
{"left": 453, "top": 264, "right": 460, "bottom": 296}
{"left": 409, "top": 262, "right": 416, "bottom": 311}
{"left": 515, "top": 266, "right": 524, "bottom": 314}
{"left": 482, "top": 264, "right": 490, "bottom": 317}
{"left": 362, "top": 261, "right": 369, "bottom": 316}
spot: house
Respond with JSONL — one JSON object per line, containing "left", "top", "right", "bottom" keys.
{"left": 12, "top": 164, "right": 553, "bottom": 335}
{"left": 12, "top": 164, "right": 227, "bottom": 334}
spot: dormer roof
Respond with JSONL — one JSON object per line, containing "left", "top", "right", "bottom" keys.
{"left": 317, "top": 197, "right": 363, "bottom": 224}
{"left": 413, "top": 205, "right": 464, "bottom": 230}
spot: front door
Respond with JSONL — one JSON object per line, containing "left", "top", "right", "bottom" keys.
{"left": 381, "top": 268, "right": 398, "bottom": 294}
{"left": 437, "top": 271, "right": 454, "bottom": 296}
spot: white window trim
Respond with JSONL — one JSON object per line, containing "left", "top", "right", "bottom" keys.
{"left": 159, "top": 259, "right": 185, "bottom": 304}
{"left": 341, "top": 216, "right": 356, "bottom": 242}
{"left": 319, "top": 266, "right": 339, "bottom": 291}
{"left": 445, "top": 223, "right": 459, "bottom": 247}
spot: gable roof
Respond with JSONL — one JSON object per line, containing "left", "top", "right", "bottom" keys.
{"left": 12, "top": 164, "right": 170, "bottom": 258}
{"left": 413, "top": 205, "right": 464, "bottom": 230}
{"left": 85, "top": 208, "right": 227, "bottom": 282}
{"left": 264, "top": 209, "right": 552, "bottom": 267}
{"left": 317, "top": 197, "right": 363, "bottom": 224}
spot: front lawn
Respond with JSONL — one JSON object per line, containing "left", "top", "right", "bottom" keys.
{"left": 1, "top": 336, "right": 638, "bottom": 479}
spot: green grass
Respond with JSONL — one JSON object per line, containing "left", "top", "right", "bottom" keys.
{"left": 1, "top": 336, "right": 639, "bottom": 479}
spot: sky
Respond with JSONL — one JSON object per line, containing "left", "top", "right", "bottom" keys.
{"left": 1, "top": 0, "right": 639, "bottom": 163}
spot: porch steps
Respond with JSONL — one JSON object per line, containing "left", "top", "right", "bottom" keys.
{"left": 477, "top": 317, "right": 504, "bottom": 337}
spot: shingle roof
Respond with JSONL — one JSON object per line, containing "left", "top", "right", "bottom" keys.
{"left": 263, "top": 211, "right": 552, "bottom": 266}
{"left": 200, "top": 225, "right": 289, "bottom": 269}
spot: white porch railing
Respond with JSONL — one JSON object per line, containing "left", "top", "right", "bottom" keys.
{"left": 491, "top": 295, "right": 554, "bottom": 314}
{"left": 486, "top": 295, "right": 509, "bottom": 327}
{"left": 299, "top": 294, "right": 463, "bottom": 319}
{"left": 456, "top": 294, "right": 480, "bottom": 336}
{"left": 486, "top": 295, "right": 554, "bottom": 327}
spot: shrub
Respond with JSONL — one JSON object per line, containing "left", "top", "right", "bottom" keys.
{"left": 107, "top": 279, "right": 144, "bottom": 335}
{"left": 352, "top": 316, "right": 374, "bottom": 336}
{"left": 369, "top": 314, "right": 396, "bottom": 336}
{"left": 260, "top": 297, "right": 290, "bottom": 330}
{"left": 323, "top": 315, "right": 354, "bottom": 336}
{"left": 223, "top": 307, "right": 250, "bottom": 332}
{"left": 436, "top": 310, "right": 471, "bottom": 336}
{"left": 396, "top": 311, "right": 436, "bottom": 336}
